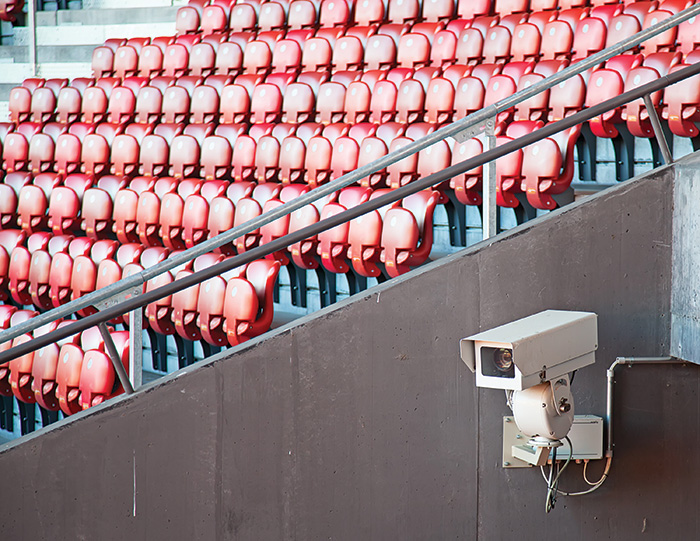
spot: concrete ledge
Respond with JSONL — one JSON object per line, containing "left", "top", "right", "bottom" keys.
{"left": 37, "top": 5, "right": 179, "bottom": 26}
{"left": 13, "top": 21, "right": 176, "bottom": 46}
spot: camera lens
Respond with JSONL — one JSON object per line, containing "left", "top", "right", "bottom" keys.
{"left": 493, "top": 348, "right": 513, "bottom": 372}
{"left": 480, "top": 346, "right": 515, "bottom": 379}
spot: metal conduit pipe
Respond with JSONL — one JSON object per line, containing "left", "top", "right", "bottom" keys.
{"left": 1, "top": 5, "right": 699, "bottom": 346}
{"left": 2, "top": 61, "right": 700, "bottom": 363}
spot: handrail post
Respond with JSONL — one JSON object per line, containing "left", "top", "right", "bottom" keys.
{"left": 97, "top": 323, "right": 134, "bottom": 395}
{"left": 27, "top": 0, "right": 37, "bottom": 77}
{"left": 128, "top": 300, "right": 143, "bottom": 390}
{"left": 483, "top": 125, "right": 497, "bottom": 240}
{"left": 643, "top": 94, "right": 674, "bottom": 165}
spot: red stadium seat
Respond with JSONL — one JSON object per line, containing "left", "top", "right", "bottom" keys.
{"left": 317, "top": 187, "right": 370, "bottom": 273}
{"left": 304, "top": 135, "right": 333, "bottom": 187}
{"left": 456, "top": 28, "right": 484, "bottom": 66}
{"left": 17, "top": 173, "right": 61, "bottom": 235}
{"left": 56, "top": 87, "right": 82, "bottom": 124}
{"left": 483, "top": 25, "right": 512, "bottom": 64}
{"left": 113, "top": 45, "right": 139, "bottom": 79}
{"left": 91, "top": 46, "right": 115, "bottom": 78}
{"left": 47, "top": 174, "right": 92, "bottom": 236}
{"left": 250, "top": 83, "right": 283, "bottom": 123}
{"left": 81, "top": 177, "right": 123, "bottom": 240}
{"left": 243, "top": 40, "right": 273, "bottom": 75}
{"left": 29, "top": 88, "right": 56, "bottom": 124}
{"left": 215, "top": 41, "right": 244, "bottom": 76}
{"left": 81, "top": 86, "right": 108, "bottom": 124}
{"left": 78, "top": 330, "right": 129, "bottom": 409}
{"left": 450, "top": 138, "right": 483, "bottom": 206}
{"left": 136, "top": 177, "right": 178, "bottom": 246}
{"left": 641, "top": 10, "right": 677, "bottom": 55}
{"left": 223, "top": 259, "right": 280, "bottom": 345}
{"left": 541, "top": 20, "right": 574, "bottom": 61}
{"left": 232, "top": 135, "right": 257, "bottom": 182}
{"left": 28, "top": 133, "right": 55, "bottom": 175}
{"left": 381, "top": 190, "right": 439, "bottom": 277}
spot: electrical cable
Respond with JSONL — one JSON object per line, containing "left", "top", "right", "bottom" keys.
{"left": 542, "top": 436, "right": 573, "bottom": 512}
{"left": 540, "top": 454, "right": 613, "bottom": 497}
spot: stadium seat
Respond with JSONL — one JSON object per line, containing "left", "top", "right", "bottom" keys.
{"left": 31, "top": 321, "right": 79, "bottom": 412}
{"left": 47, "top": 174, "right": 92, "bottom": 236}
{"left": 78, "top": 330, "right": 130, "bottom": 409}
{"left": 381, "top": 190, "right": 440, "bottom": 277}
{"left": 91, "top": 46, "right": 115, "bottom": 78}
{"left": 55, "top": 87, "right": 82, "bottom": 124}
{"left": 29, "top": 88, "right": 57, "bottom": 124}
{"left": 224, "top": 259, "right": 280, "bottom": 345}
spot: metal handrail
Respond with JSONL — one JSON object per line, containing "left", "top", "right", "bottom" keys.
{"left": 2, "top": 59, "right": 699, "bottom": 364}
{"left": 1, "top": 3, "right": 700, "bottom": 345}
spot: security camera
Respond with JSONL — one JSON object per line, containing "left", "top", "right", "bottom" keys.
{"left": 460, "top": 310, "right": 598, "bottom": 465}
{"left": 459, "top": 310, "right": 598, "bottom": 391}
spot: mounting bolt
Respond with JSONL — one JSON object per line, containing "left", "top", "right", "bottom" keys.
{"left": 503, "top": 462, "right": 510, "bottom": 467}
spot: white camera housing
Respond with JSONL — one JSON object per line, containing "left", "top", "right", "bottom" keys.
{"left": 460, "top": 310, "right": 598, "bottom": 391}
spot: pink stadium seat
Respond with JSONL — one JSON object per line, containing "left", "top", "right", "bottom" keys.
{"left": 215, "top": 41, "right": 244, "bottom": 76}
{"left": 47, "top": 174, "right": 92, "bottom": 236}
{"left": 521, "top": 127, "right": 579, "bottom": 210}
{"left": 158, "top": 178, "right": 202, "bottom": 250}
{"left": 456, "top": 28, "right": 484, "bottom": 65}
{"left": 450, "top": 138, "right": 483, "bottom": 206}
{"left": 623, "top": 66, "right": 663, "bottom": 138}
{"left": 282, "top": 82, "right": 316, "bottom": 123}
{"left": 28, "top": 133, "right": 55, "bottom": 175}
{"left": 514, "top": 73, "right": 548, "bottom": 122}
{"left": 135, "top": 177, "right": 177, "bottom": 246}
{"left": 78, "top": 330, "right": 130, "bottom": 410}
{"left": 320, "top": 0, "right": 349, "bottom": 28}
{"left": 29, "top": 88, "right": 57, "bottom": 124}
{"left": 314, "top": 186, "right": 369, "bottom": 274}
{"left": 483, "top": 25, "right": 512, "bottom": 64}
{"left": 586, "top": 68, "right": 625, "bottom": 138}
{"left": 304, "top": 135, "right": 333, "bottom": 187}
{"left": 3, "top": 132, "right": 29, "bottom": 173}
{"left": 254, "top": 135, "right": 281, "bottom": 183}
{"left": 113, "top": 45, "right": 139, "bottom": 79}
{"left": 80, "top": 177, "right": 122, "bottom": 240}
{"left": 641, "top": 10, "right": 677, "bottom": 55}
{"left": 605, "top": 14, "right": 641, "bottom": 49}
{"left": 243, "top": 40, "right": 273, "bottom": 75}
{"left": 541, "top": 20, "right": 574, "bottom": 61}
{"left": 31, "top": 321, "right": 79, "bottom": 411}
{"left": 380, "top": 190, "right": 439, "bottom": 277}
{"left": 572, "top": 17, "right": 607, "bottom": 60}
{"left": 663, "top": 64, "right": 700, "bottom": 137}
{"left": 81, "top": 86, "right": 109, "bottom": 124}
{"left": 9, "top": 234, "right": 50, "bottom": 306}
{"left": 91, "top": 46, "right": 115, "bottom": 78}
{"left": 250, "top": 83, "right": 283, "bottom": 124}
{"left": 189, "top": 42, "right": 217, "bottom": 77}
{"left": 454, "top": 76, "right": 485, "bottom": 119}
{"left": 161, "top": 85, "right": 190, "bottom": 123}
{"left": 223, "top": 259, "right": 280, "bottom": 345}
{"left": 232, "top": 134, "right": 257, "bottom": 182}
{"left": 56, "top": 87, "right": 82, "bottom": 124}
{"left": 180, "top": 180, "right": 228, "bottom": 249}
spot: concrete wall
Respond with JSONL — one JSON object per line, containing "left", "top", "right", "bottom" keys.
{"left": 2, "top": 164, "right": 697, "bottom": 540}
{"left": 672, "top": 153, "right": 700, "bottom": 362}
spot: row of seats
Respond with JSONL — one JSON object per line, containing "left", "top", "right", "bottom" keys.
{"left": 0, "top": 316, "right": 129, "bottom": 416}
{"left": 175, "top": 0, "right": 691, "bottom": 41}
{"left": 90, "top": 3, "right": 700, "bottom": 83}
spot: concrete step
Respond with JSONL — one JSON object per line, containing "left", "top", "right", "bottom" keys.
{"left": 36, "top": 5, "right": 180, "bottom": 26}
{"left": 0, "top": 44, "right": 95, "bottom": 62}
{"left": 0, "top": 61, "right": 92, "bottom": 84}
{"left": 13, "top": 21, "right": 176, "bottom": 46}
{"left": 84, "top": 0, "right": 184, "bottom": 8}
